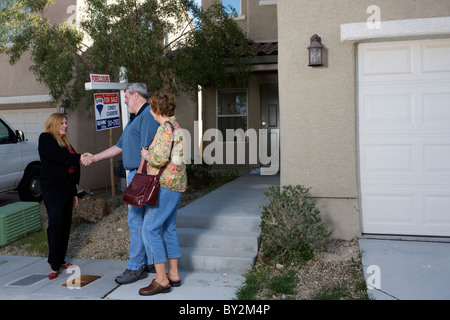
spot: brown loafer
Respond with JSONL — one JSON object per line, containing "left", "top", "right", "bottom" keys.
{"left": 139, "top": 279, "right": 171, "bottom": 296}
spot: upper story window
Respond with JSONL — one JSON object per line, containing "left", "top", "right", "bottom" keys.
{"left": 222, "top": 0, "right": 241, "bottom": 16}
{"left": 259, "top": 0, "right": 277, "bottom": 5}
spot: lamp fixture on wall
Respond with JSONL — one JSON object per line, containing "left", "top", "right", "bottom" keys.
{"left": 308, "top": 34, "right": 324, "bottom": 67}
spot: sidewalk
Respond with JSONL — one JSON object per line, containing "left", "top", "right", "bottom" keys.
{"left": 0, "top": 174, "right": 279, "bottom": 300}
{"left": 0, "top": 255, "right": 246, "bottom": 300}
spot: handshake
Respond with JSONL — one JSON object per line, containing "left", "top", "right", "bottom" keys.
{"left": 80, "top": 153, "right": 96, "bottom": 166}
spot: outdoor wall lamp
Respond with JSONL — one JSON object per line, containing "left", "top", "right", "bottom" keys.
{"left": 308, "top": 34, "right": 324, "bottom": 67}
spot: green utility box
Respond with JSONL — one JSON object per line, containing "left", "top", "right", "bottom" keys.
{"left": 0, "top": 202, "right": 42, "bottom": 246}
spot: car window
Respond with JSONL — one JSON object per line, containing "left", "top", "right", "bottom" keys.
{"left": 0, "top": 119, "right": 15, "bottom": 144}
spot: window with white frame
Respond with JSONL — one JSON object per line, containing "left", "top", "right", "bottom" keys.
{"left": 259, "top": 0, "right": 277, "bottom": 5}
{"left": 222, "top": 0, "right": 241, "bottom": 16}
{"left": 217, "top": 89, "right": 248, "bottom": 142}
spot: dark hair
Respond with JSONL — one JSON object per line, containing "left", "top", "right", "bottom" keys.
{"left": 148, "top": 91, "right": 176, "bottom": 117}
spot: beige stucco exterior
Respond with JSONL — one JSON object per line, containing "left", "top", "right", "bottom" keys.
{"left": 203, "top": 0, "right": 278, "bottom": 41}
{"left": 278, "top": 0, "right": 450, "bottom": 239}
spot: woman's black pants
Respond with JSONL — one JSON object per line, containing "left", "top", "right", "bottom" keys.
{"left": 41, "top": 178, "right": 75, "bottom": 271}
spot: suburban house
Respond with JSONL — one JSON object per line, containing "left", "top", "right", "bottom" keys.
{"left": 198, "top": 0, "right": 450, "bottom": 240}
{"left": 276, "top": 0, "right": 450, "bottom": 240}
{"left": 1, "top": 0, "right": 449, "bottom": 241}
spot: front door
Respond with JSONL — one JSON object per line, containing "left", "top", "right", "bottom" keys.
{"left": 260, "top": 84, "right": 280, "bottom": 174}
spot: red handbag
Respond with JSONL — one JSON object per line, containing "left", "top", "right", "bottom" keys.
{"left": 122, "top": 163, "right": 163, "bottom": 208}
{"left": 123, "top": 122, "right": 174, "bottom": 208}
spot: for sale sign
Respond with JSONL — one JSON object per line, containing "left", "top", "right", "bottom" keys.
{"left": 90, "top": 74, "right": 110, "bottom": 83}
{"left": 94, "top": 93, "right": 121, "bottom": 131}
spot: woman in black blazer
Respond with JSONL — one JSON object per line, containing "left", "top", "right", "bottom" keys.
{"left": 39, "top": 113, "right": 86, "bottom": 279}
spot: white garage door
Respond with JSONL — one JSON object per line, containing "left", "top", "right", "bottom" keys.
{"left": 0, "top": 107, "right": 56, "bottom": 143}
{"left": 359, "top": 39, "right": 450, "bottom": 237}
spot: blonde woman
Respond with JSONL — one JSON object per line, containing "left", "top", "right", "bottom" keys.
{"left": 138, "top": 91, "right": 187, "bottom": 296}
{"left": 38, "top": 113, "right": 87, "bottom": 279}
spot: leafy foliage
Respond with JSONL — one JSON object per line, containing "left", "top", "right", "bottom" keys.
{"left": 260, "top": 185, "right": 331, "bottom": 264}
{"left": 0, "top": 0, "right": 253, "bottom": 110}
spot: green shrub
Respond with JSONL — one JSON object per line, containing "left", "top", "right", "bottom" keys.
{"left": 186, "top": 162, "right": 238, "bottom": 190}
{"left": 260, "top": 185, "right": 331, "bottom": 264}
{"left": 186, "top": 162, "right": 213, "bottom": 189}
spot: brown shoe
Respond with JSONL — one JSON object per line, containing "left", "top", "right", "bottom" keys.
{"left": 139, "top": 279, "right": 171, "bottom": 296}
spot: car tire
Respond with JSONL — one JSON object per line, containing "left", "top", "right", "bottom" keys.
{"left": 18, "top": 164, "right": 42, "bottom": 202}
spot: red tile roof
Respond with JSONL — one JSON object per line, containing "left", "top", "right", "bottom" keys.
{"left": 247, "top": 42, "right": 278, "bottom": 56}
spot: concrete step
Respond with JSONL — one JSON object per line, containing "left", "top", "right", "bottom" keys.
{"left": 172, "top": 174, "right": 279, "bottom": 273}
{"left": 179, "top": 247, "right": 256, "bottom": 273}
{"left": 177, "top": 228, "right": 260, "bottom": 253}
{"left": 176, "top": 213, "right": 261, "bottom": 233}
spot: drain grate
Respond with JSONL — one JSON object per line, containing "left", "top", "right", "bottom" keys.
{"left": 7, "top": 274, "right": 48, "bottom": 287}
{"left": 62, "top": 275, "right": 101, "bottom": 288}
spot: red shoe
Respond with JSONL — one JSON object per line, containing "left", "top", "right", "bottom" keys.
{"left": 61, "top": 263, "right": 74, "bottom": 269}
{"left": 48, "top": 271, "right": 58, "bottom": 280}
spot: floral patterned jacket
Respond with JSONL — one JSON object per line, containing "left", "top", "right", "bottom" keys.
{"left": 143, "top": 117, "right": 187, "bottom": 192}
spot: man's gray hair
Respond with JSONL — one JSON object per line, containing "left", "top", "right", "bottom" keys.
{"left": 125, "top": 83, "right": 148, "bottom": 99}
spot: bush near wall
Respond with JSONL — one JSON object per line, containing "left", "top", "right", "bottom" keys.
{"left": 260, "top": 185, "right": 331, "bottom": 265}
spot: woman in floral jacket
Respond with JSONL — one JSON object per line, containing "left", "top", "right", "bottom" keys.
{"left": 138, "top": 91, "right": 187, "bottom": 296}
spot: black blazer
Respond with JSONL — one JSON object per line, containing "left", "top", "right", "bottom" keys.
{"left": 38, "top": 132, "right": 81, "bottom": 192}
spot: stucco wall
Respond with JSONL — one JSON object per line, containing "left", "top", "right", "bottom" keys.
{"left": 203, "top": 0, "right": 277, "bottom": 41}
{"left": 278, "top": 0, "right": 450, "bottom": 239}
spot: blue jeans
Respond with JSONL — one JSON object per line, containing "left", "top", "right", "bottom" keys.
{"left": 143, "top": 187, "right": 182, "bottom": 264}
{"left": 126, "top": 170, "right": 149, "bottom": 270}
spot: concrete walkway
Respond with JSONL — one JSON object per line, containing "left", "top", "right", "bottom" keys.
{"left": 2, "top": 174, "right": 449, "bottom": 300}
{"left": 359, "top": 237, "right": 450, "bottom": 300}
{"left": 0, "top": 174, "right": 279, "bottom": 300}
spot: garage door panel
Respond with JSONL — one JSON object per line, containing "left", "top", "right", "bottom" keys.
{"left": 423, "top": 91, "right": 450, "bottom": 124}
{"left": 424, "top": 144, "right": 450, "bottom": 173}
{"left": 362, "top": 192, "right": 416, "bottom": 224}
{"left": 362, "top": 93, "right": 414, "bottom": 124}
{"left": 362, "top": 187, "right": 450, "bottom": 236}
{"left": 424, "top": 194, "right": 450, "bottom": 226}
{"left": 360, "top": 86, "right": 450, "bottom": 132}
{"left": 361, "top": 43, "right": 413, "bottom": 76}
{"left": 363, "top": 144, "right": 414, "bottom": 174}
{"left": 421, "top": 41, "right": 450, "bottom": 73}
{"left": 359, "top": 38, "right": 450, "bottom": 237}
{"left": 1, "top": 108, "right": 56, "bottom": 143}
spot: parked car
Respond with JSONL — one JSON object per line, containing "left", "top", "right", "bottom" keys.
{"left": 0, "top": 115, "right": 41, "bottom": 202}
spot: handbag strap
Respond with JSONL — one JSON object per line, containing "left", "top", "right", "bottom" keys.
{"left": 142, "top": 121, "right": 175, "bottom": 178}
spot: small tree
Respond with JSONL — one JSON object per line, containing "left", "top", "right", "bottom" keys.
{"left": 0, "top": 0, "right": 253, "bottom": 110}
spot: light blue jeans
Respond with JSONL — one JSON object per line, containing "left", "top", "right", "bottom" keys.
{"left": 126, "top": 170, "right": 149, "bottom": 270}
{"left": 143, "top": 187, "right": 182, "bottom": 264}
